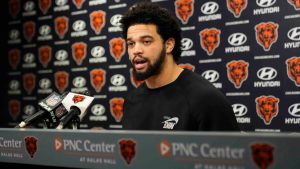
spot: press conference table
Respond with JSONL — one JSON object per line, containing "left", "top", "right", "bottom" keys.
{"left": 0, "top": 128, "right": 299, "bottom": 169}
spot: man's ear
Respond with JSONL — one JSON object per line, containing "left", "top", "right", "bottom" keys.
{"left": 165, "top": 38, "right": 175, "bottom": 54}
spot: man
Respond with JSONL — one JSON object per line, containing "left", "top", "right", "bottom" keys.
{"left": 120, "top": 1, "right": 239, "bottom": 131}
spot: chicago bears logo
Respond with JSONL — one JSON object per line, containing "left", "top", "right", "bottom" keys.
{"left": 255, "top": 22, "right": 278, "bottom": 51}
{"left": 9, "top": 0, "right": 20, "bottom": 18}
{"left": 24, "top": 136, "right": 38, "bottom": 158}
{"left": 251, "top": 143, "right": 274, "bottom": 169}
{"left": 54, "top": 71, "right": 69, "bottom": 93}
{"left": 227, "top": 60, "right": 249, "bottom": 88}
{"left": 72, "top": 95, "right": 85, "bottom": 103}
{"left": 129, "top": 68, "right": 144, "bottom": 88}
{"left": 55, "top": 16, "right": 68, "bottom": 39}
{"left": 90, "top": 69, "right": 106, "bottom": 92}
{"left": 179, "top": 63, "right": 195, "bottom": 72}
{"left": 72, "top": 42, "right": 86, "bottom": 65}
{"left": 8, "top": 48, "right": 21, "bottom": 70}
{"left": 119, "top": 139, "right": 136, "bottom": 165}
{"left": 227, "top": 0, "right": 247, "bottom": 18}
{"left": 286, "top": 57, "right": 300, "bottom": 86}
{"left": 23, "top": 21, "right": 35, "bottom": 42}
{"left": 110, "top": 38, "right": 125, "bottom": 63}
{"left": 23, "top": 73, "right": 36, "bottom": 95}
{"left": 255, "top": 96, "right": 279, "bottom": 125}
{"left": 175, "top": 0, "right": 194, "bottom": 24}
{"left": 288, "top": 0, "right": 300, "bottom": 10}
{"left": 38, "top": 46, "right": 52, "bottom": 68}
{"left": 38, "top": 0, "right": 51, "bottom": 14}
{"left": 110, "top": 98, "right": 124, "bottom": 122}
{"left": 9, "top": 99, "right": 20, "bottom": 121}
{"left": 200, "top": 28, "right": 220, "bottom": 56}
{"left": 73, "top": 0, "right": 85, "bottom": 9}
{"left": 90, "top": 10, "right": 106, "bottom": 35}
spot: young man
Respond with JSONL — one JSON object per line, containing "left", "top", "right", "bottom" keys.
{"left": 120, "top": 2, "right": 239, "bottom": 131}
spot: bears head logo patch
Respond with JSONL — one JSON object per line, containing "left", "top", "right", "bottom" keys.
{"left": 24, "top": 136, "right": 38, "bottom": 158}
{"left": 54, "top": 71, "right": 69, "bottom": 93}
{"left": 72, "top": 42, "right": 86, "bottom": 65}
{"left": 286, "top": 57, "right": 300, "bottom": 86}
{"left": 73, "top": 95, "right": 85, "bottom": 103}
{"left": 73, "top": 0, "right": 85, "bottom": 9}
{"left": 23, "top": 73, "right": 36, "bottom": 95}
{"left": 227, "top": 0, "right": 247, "bottom": 18}
{"left": 55, "top": 16, "right": 68, "bottom": 39}
{"left": 38, "top": 0, "right": 51, "bottom": 15}
{"left": 90, "top": 10, "right": 106, "bottom": 35}
{"left": 255, "top": 96, "right": 279, "bottom": 125}
{"left": 119, "top": 139, "right": 136, "bottom": 165}
{"left": 227, "top": 60, "right": 249, "bottom": 88}
{"left": 90, "top": 69, "right": 106, "bottom": 92}
{"left": 129, "top": 68, "right": 144, "bottom": 88}
{"left": 255, "top": 22, "right": 278, "bottom": 51}
{"left": 110, "top": 38, "right": 125, "bottom": 63}
{"left": 200, "top": 28, "right": 220, "bottom": 56}
{"left": 175, "top": 0, "right": 194, "bottom": 24}
{"left": 179, "top": 63, "right": 195, "bottom": 72}
{"left": 23, "top": 21, "right": 35, "bottom": 42}
{"left": 9, "top": 0, "right": 20, "bottom": 18}
{"left": 9, "top": 99, "right": 20, "bottom": 121}
{"left": 8, "top": 48, "right": 21, "bottom": 70}
{"left": 288, "top": 0, "right": 300, "bottom": 10}
{"left": 110, "top": 98, "right": 124, "bottom": 122}
{"left": 38, "top": 46, "right": 52, "bottom": 68}
{"left": 251, "top": 143, "right": 274, "bottom": 169}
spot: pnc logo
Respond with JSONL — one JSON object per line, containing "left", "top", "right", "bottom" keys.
{"left": 228, "top": 33, "right": 247, "bottom": 46}
{"left": 256, "top": 0, "right": 276, "bottom": 8}
{"left": 257, "top": 67, "right": 277, "bottom": 80}
{"left": 201, "top": 70, "right": 219, "bottom": 83}
{"left": 160, "top": 140, "right": 171, "bottom": 157}
{"left": 232, "top": 103, "right": 248, "bottom": 117}
{"left": 201, "top": 1, "right": 219, "bottom": 15}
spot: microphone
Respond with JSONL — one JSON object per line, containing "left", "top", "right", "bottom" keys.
{"left": 56, "top": 92, "right": 94, "bottom": 129}
{"left": 15, "top": 91, "right": 68, "bottom": 128}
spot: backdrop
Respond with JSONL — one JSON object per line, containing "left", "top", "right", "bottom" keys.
{"left": 3, "top": 0, "right": 300, "bottom": 132}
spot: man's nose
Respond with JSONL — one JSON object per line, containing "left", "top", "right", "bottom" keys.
{"left": 133, "top": 43, "right": 143, "bottom": 54}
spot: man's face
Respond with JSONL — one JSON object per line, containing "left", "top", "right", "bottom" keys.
{"left": 127, "top": 24, "right": 166, "bottom": 81}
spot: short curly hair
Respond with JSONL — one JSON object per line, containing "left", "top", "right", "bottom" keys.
{"left": 120, "top": 1, "right": 182, "bottom": 61}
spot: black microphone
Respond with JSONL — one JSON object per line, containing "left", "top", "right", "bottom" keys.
{"left": 15, "top": 91, "right": 68, "bottom": 128}
{"left": 56, "top": 92, "right": 94, "bottom": 129}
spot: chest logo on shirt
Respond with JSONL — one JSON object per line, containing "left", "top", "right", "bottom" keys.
{"left": 162, "top": 117, "right": 179, "bottom": 129}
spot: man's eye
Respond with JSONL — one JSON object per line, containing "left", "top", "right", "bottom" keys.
{"left": 127, "top": 42, "right": 134, "bottom": 47}
{"left": 144, "top": 41, "right": 151, "bottom": 45}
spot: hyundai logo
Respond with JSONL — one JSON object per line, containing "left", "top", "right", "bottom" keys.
{"left": 39, "top": 25, "right": 51, "bottom": 36}
{"left": 111, "top": 74, "right": 125, "bottom": 86}
{"left": 24, "top": 1, "right": 35, "bottom": 12}
{"left": 110, "top": 14, "right": 122, "bottom": 27}
{"left": 9, "top": 29, "right": 19, "bottom": 40}
{"left": 24, "top": 53, "right": 35, "bottom": 63}
{"left": 256, "top": 0, "right": 276, "bottom": 8}
{"left": 201, "top": 2, "right": 219, "bottom": 15}
{"left": 73, "top": 76, "right": 86, "bottom": 88}
{"left": 91, "top": 104, "right": 105, "bottom": 116}
{"left": 73, "top": 20, "right": 86, "bottom": 32}
{"left": 287, "top": 27, "right": 300, "bottom": 41}
{"left": 55, "top": 0, "right": 68, "bottom": 6}
{"left": 55, "top": 50, "right": 68, "bottom": 61}
{"left": 39, "top": 78, "right": 51, "bottom": 89}
{"left": 91, "top": 46, "right": 105, "bottom": 57}
{"left": 232, "top": 104, "right": 248, "bottom": 117}
{"left": 9, "top": 80, "right": 19, "bottom": 90}
{"left": 288, "top": 103, "right": 300, "bottom": 117}
{"left": 257, "top": 67, "right": 277, "bottom": 80}
{"left": 181, "top": 38, "right": 193, "bottom": 50}
{"left": 228, "top": 33, "right": 247, "bottom": 46}
{"left": 201, "top": 70, "right": 219, "bottom": 83}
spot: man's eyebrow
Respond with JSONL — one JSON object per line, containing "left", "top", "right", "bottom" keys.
{"left": 127, "top": 35, "right": 153, "bottom": 41}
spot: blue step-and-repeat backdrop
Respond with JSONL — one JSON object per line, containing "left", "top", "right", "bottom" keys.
{"left": 4, "top": 0, "right": 300, "bottom": 132}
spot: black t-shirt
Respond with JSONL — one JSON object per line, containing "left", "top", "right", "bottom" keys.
{"left": 122, "top": 69, "right": 240, "bottom": 131}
